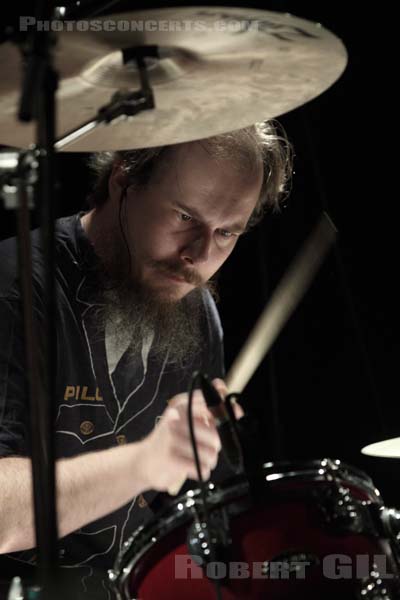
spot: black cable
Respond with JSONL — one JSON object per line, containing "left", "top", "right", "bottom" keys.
{"left": 188, "top": 371, "right": 223, "bottom": 600}
{"left": 118, "top": 185, "right": 133, "bottom": 277}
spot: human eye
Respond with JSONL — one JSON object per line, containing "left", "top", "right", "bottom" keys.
{"left": 218, "top": 229, "right": 236, "bottom": 239}
{"left": 175, "top": 210, "right": 193, "bottom": 223}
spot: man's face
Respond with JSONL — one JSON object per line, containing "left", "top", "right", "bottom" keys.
{"left": 110, "top": 142, "right": 264, "bottom": 301}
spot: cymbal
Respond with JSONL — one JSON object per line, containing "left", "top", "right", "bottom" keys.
{"left": 0, "top": 6, "right": 347, "bottom": 151}
{"left": 361, "top": 438, "right": 400, "bottom": 458}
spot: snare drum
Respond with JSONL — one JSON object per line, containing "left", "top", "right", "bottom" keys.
{"left": 110, "top": 459, "right": 400, "bottom": 599}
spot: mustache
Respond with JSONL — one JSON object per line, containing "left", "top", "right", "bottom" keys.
{"left": 148, "top": 259, "right": 204, "bottom": 286}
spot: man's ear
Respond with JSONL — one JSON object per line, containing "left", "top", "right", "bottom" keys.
{"left": 108, "top": 161, "right": 128, "bottom": 200}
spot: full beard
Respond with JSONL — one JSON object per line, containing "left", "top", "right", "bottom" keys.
{"left": 86, "top": 221, "right": 218, "bottom": 366}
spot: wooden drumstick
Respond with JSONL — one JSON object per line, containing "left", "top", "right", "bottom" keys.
{"left": 226, "top": 212, "right": 337, "bottom": 394}
{"left": 168, "top": 213, "right": 336, "bottom": 495}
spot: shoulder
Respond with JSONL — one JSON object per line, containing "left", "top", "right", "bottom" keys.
{"left": 0, "top": 213, "right": 81, "bottom": 301}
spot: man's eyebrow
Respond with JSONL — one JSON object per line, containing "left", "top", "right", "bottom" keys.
{"left": 175, "top": 202, "right": 247, "bottom": 233}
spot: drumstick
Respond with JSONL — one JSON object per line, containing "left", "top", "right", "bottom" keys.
{"left": 226, "top": 212, "right": 337, "bottom": 393}
{"left": 168, "top": 213, "right": 336, "bottom": 495}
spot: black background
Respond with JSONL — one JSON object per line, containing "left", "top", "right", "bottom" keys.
{"left": 1, "top": 2, "right": 399, "bottom": 506}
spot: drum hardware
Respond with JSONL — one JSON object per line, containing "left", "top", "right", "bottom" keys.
{"left": 380, "top": 508, "right": 400, "bottom": 543}
{"left": 356, "top": 563, "right": 397, "bottom": 600}
{"left": 261, "top": 551, "right": 320, "bottom": 577}
{"left": 55, "top": 44, "right": 156, "bottom": 151}
{"left": 1, "top": 7, "right": 158, "bottom": 599}
{"left": 186, "top": 509, "right": 233, "bottom": 568}
{"left": 199, "top": 374, "right": 244, "bottom": 475}
{"left": 0, "top": 149, "right": 38, "bottom": 210}
{"left": 317, "top": 483, "right": 377, "bottom": 535}
{"left": 361, "top": 439, "right": 400, "bottom": 570}
{"left": 311, "top": 459, "right": 383, "bottom": 537}
{"left": 1, "top": 5, "right": 64, "bottom": 594}
{"left": 112, "top": 460, "right": 400, "bottom": 599}
{"left": 378, "top": 507, "right": 400, "bottom": 574}
{"left": 0, "top": 6, "right": 347, "bottom": 151}
{"left": 185, "top": 372, "right": 235, "bottom": 599}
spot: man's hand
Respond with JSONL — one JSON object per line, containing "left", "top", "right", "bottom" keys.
{"left": 211, "top": 378, "right": 244, "bottom": 420}
{"left": 137, "top": 378, "right": 244, "bottom": 493}
{"left": 138, "top": 388, "right": 222, "bottom": 492}
{"left": 0, "top": 379, "right": 243, "bottom": 553}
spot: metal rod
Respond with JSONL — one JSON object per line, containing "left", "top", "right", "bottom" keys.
{"left": 55, "top": 119, "right": 99, "bottom": 151}
{"left": 30, "top": 52, "right": 60, "bottom": 600}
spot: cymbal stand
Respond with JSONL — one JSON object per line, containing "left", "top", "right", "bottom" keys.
{"left": 55, "top": 45, "right": 156, "bottom": 151}
{"left": 1, "top": 15, "right": 156, "bottom": 600}
{"left": 14, "top": 0, "right": 60, "bottom": 595}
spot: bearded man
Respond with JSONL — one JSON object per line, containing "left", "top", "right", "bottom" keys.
{"left": 0, "top": 122, "right": 291, "bottom": 598}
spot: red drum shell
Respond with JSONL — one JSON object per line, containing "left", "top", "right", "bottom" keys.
{"left": 112, "top": 460, "right": 399, "bottom": 599}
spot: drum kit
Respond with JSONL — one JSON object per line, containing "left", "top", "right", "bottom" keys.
{"left": 1, "top": 3, "right": 400, "bottom": 599}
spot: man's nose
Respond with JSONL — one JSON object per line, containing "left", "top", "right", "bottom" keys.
{"left": 180, "top": 232, "right": 213, "bottom": 265}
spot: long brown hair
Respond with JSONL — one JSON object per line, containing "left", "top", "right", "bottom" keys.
{"left": 87, "top": 120, "right": 293, "bottom": 228}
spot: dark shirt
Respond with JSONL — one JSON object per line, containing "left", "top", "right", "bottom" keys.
{"left": 0, "top": 214, "right": 225, "bottom": 598}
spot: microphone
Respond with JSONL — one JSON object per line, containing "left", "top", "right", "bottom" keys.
{"left": 199, "top": 374, "right": 244, "bottom": 474}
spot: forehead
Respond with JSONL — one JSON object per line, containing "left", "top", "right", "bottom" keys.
{"left": 153, "top": 141, "right": 264, "bottom": 223}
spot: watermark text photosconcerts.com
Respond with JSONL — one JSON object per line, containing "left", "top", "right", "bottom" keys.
{"left": 175, "top": 554, "right": 394, "bottom": 580}
{"left": 19, "top": 17, "right": 259, "bottom": 33}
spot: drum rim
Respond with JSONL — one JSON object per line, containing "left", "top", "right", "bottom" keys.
{"left": 110, "top": 457, "right": 383, "bottom": 596}
{"left": 261, "top": 458, "right": 380, "bottom": 496}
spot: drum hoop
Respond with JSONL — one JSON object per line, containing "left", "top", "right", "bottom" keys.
{"left": 113, "top": 479, "right": 248, "bottom": 593}
{"left": 111, "top": 458, "right": 383, "bottom": 595}
{"left": 262, "top": 458, "right": 381, "bottom": 501}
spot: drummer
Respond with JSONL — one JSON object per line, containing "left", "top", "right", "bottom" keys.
{"left": 0, "top": 122, "right": 291, "bottom": 598}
